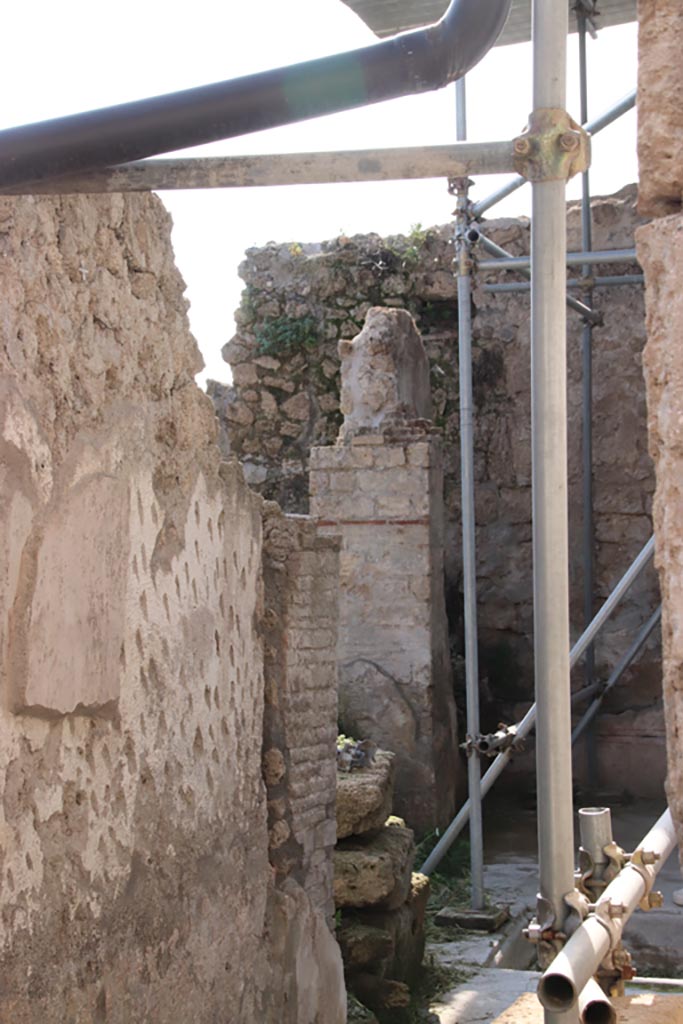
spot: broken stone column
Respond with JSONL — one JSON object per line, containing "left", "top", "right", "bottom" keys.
{"left": 310, "top": 307, "right": 460, "bottom": 834}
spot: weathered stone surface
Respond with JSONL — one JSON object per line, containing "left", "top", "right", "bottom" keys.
{"left": 638, "top": 213, "right": 683, "bottom": 853}
{"left": 313, "top": 432, "right": 460, "bottom": 834}
{"left": 637, "top": 0, "right": 683, "bottom": 216}
{"left": 362, "top": 872, "right": 430, "bottom": 984}
{"left": 337, "top": 750, "right": 395, "bottom": 839}
{"left": 338, "top": 307, "right": 432, "bottom": 441}
{"left": 351, "top": 975, "right": 411, "bottom": 1013}
{"left": 338, "top": 920, "right": 395, "bottom": 970}
{"left": 0, "top": 194, "right": 345, "bottom": 1024}
{"left": 334, "top": 817, "right": 415, "bottom": 909}
{"left": 265, "top": 879, "right": 347, "bottom": 1024}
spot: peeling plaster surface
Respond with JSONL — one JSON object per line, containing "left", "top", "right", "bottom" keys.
{"left": 0, "top": 194, "right": 345, "bottom": 1023}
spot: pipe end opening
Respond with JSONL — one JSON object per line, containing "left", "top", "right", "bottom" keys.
{"left": 538, "top": 974, "right": 576, "bottom": 1012}
{"left": 583, "top": 1000, "right": 617, "bottom": 1024}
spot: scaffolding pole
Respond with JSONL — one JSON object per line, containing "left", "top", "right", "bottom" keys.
{"left": 477, "top": 247, "right": 638, "bottom": 270}
{"left": 577, "top": 0, "right": 598, "bottom": 789}
{"left": 453, "top": 74, "right": 485, "bottom": 912}
{"left": 531, "top": 2, "right": 577, "bottom": 1020}
{"left": 484, "top": 274, "right": 643, "bottom": 293}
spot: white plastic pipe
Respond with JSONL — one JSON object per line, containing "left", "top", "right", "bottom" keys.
{"left": 538, "top": 808, "right": 676, "bottom": 1014}
{"left": 578, "top": 977, "right": 616, "bottom": 1024}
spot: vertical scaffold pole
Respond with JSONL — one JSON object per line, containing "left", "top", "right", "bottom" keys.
{"left": 578, "top": 5, "right": 598, "bottom": 786}
{"left": 531, "top": 2, "right": 578, "bottom": 1021}
{"left": 454, "top": 75, "right": 484, "bottom": 911}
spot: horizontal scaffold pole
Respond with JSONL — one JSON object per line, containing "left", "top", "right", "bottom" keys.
{"left": 1, "top": 141, "right": 518, "bottom": 195}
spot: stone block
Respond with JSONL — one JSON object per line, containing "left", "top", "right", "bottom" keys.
{"left": 638, "top": 0, "right": 683, "bottom": 216}
{"left": 337, "top": 750, "right": 395, "bottom": 839}
{"left": 334, "top": 817, "right": 415, "bottom": 910}
{"left": 361, "top": 872, "right": 430, "bottom": 984}
{"left": 350, "top": 975, "right": 410, "bottom": 1014}
{"left": 337, "top": 920, "right": 394, "bottom": 971}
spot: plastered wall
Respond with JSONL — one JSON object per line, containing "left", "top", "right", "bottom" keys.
{"left": 0, "top": 193, "right": 344, "bottom": 1023}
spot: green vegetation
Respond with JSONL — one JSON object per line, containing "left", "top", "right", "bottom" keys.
{"left": 397, "top": 223, "right": 431, "bottom": 267}
{"left": 254, "top": 315, "right": 320, "bottom": 356}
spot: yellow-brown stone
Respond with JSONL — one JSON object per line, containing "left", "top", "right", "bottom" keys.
{"left": 493, "top": 992, "right": 683, "bottom": 1023}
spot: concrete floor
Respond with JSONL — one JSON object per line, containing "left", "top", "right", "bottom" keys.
{"left": 428, "top": 795, "right": 683, "bottom": 1022}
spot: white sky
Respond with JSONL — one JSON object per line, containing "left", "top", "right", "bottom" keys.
{"left": 1, "top": 2, "right": 638, "bottom": 385}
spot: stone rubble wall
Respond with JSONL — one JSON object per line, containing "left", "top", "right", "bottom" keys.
{"left": 637, "top": 0, "right": 683, "bottom": 854}
{"left": 212, "top": 186, "right": 663, "bottom": 797}
{"left": 0, "top": 194, "right": 344, "bottom": 1023}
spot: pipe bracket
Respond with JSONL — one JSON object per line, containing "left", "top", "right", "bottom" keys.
{"left": 524, "top": 895, "right": 568, "bottom": 968}
{"left": 593, "top": 896, "right": 625, "bottom": 953}
{"left": 512, "top": 108, "right": 591, "bottom": 183}
{"left": 602, "top": 840, "right": 628, "bottom": 885}
{"left": 627, "top": 848, "right": 662, "bottom": 908}
{"left": 564, "top": 888, "right": 591, "bottom": 935}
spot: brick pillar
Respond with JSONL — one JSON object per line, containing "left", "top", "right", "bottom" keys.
{"left": 310, "top": 308, "right": 460, "bottom": 834}
{"left": 262, "top": 505, "right": 341, "bottom": 925}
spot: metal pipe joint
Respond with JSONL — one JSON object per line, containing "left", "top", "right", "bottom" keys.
{"left": 538, "top": 809, "right": 676, "bottom": 1014}
{"left": 513, "top": 108, "right": 590, "bottom": 182}
{"left": 462, "top": 723, "right": 520, "bottom": 757}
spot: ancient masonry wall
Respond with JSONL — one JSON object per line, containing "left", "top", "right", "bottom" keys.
{"left": 0, "top": 194, "right": 344, "bottom": 1023}
{"left": 311, "top": 306, "right": 459, "bottom": 835}
{"left": 637, "top": 0, "right": 683, "bottom": 851}
{"left": 311, "top": 432, "right": 459, "bottom": 834}
{"left": 212, "top": 186, "right": 664, "bottom": 797}
{"left": 262, "top": 504, "right": 340, "bottom": 923}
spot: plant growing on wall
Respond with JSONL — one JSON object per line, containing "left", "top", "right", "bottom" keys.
{"left": 254, "top": 315, "right": 320, "bottom": 356}
{"left": 398, "top": 222, "right": 430, "bottom": 267}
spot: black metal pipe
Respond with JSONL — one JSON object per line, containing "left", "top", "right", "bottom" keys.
{"left": 0, "top": 0, "right": 511, "bottom": 189}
